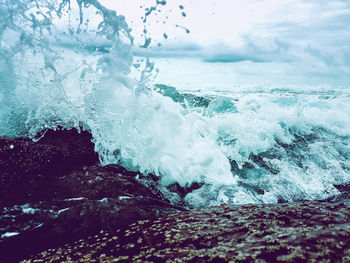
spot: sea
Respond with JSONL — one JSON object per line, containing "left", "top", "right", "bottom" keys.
{"left": 1, "top": 0, "right": 350, "bottom": 208}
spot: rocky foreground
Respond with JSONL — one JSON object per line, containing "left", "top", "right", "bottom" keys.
{"left": 23, "top": 201, "right": 350, "bottom": 263}
{"left": 0, "top": 129, "right": 350, "bottom": 262}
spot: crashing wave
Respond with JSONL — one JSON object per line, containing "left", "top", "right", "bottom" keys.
{"left": 0, "top": 0, "right": 349, "bottom": 207}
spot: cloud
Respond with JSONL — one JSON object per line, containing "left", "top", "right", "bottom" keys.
{"left": 247, "top": 0, "right": 350, "bottom": 66}
{"left": 131, "top": 0, "right": 350, "bottom": 86}
{"left": 137, "top": 0, "right": 350, "bottom": 68}
{"left": 132, "top": 41, "right": 202, "bottom": 58}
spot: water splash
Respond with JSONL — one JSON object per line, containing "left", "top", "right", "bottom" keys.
{"left": 0, "top": 0, "right": 133, "bottom": 137}
{"left": 1, "top": 0, "right": 349, "bottom": 208}
{"left": 0, "top": 0, "right": 236, "bottom": 195}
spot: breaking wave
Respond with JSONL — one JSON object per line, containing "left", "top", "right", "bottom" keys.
{"left": 1, "top": 0, "right": 349, "bottom": 207}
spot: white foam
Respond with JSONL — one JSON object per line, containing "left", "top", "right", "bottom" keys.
{"left": 1, "top": 232, "right": 19, "bottom": 238}
{"left": 1, "top": 0, "right": 349, "bottom": 208}
{"left": 21, "top": 204, "right": 38, "bottom": 214}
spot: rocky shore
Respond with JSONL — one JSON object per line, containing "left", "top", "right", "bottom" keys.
{"left": 1, "top": 129, "right": 349, "bottom": 262}
{"left": 23, "top": 201, "right": 350, "bottom": 262}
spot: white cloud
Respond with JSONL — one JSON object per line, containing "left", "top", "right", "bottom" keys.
{"left": 101, "top": 0, "right": 350, "bottom": 84}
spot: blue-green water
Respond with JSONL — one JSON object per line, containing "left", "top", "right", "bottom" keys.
{"left": 1, "top": 0, "right": 350, "bottom": 207}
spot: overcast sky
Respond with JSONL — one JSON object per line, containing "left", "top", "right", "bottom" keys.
{"left": 97, "top": 1, "right": 349, "bottom": 68}
{"left": 100, "top": 0, "right": 293, "bottom": 45}
{"left": 94, "top": 0, "right": 350, "bottom": 87}
{"left": 99, "top": 1, "right": 348, "bottom": 43}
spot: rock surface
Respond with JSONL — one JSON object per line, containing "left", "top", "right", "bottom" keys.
{"left": 22, "top": 200, "right": 350, "bottom": 262}
{"left": 2, "top": 128, "right": 350, "bottom": 263}
{"left": 0, "top": 129, "right": 183, "bottom": 262}
{"left": 0, "top": 129, "right": 99, "bottom": 206}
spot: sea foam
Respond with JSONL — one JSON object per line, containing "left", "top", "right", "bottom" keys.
{"left": 1, "top": 0, "right": 349, "bottom": 207}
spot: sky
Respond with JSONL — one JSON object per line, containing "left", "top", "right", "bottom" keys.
{"left": 97, "top": 0, "right": 350, "bottom": 87}
{"left": 100, "top": 0, "right": 350, "bottom": 51}
{"left": 101, "top": 0, "right": 292, "bottom": 46}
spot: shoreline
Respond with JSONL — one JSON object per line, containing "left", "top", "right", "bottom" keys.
{"left": 0, "top": 129, "right": 349, "bottom": 262}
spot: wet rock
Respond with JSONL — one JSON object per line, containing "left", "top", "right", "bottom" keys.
{"left": 1, "top": 197, "right": 182, "bottom": 262}
{"left": 57, "top": 165, "right": 165, "bottom": 201}
{"left": 0, "top": 164, "right": 183, "bottom": 262}
{"left": 166, "top": 182, "right": 204, "bottom": 199}
{"left": 0, "top": 128, "right": 99, "bottom": 206}
{"left": 23, "top": 200, "right": 350, "bottom": 262}
{"left": 0, "top": 129, "right": 184, "bottom": 262}
{"left": 329, "top": 184, "right": 350, "bottom": 206}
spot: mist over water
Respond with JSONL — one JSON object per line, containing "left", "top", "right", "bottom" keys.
{"left": 1, "top": 0, "right": 350, "bottom": 207}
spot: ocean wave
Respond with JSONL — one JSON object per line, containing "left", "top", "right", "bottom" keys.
{"left": 1, "top": 0, "right": 349, "bottom": 207}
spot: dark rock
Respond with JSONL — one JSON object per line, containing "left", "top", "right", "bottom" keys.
{"left": 23, "top": 200, "right": 350, "bottom": 262}
{"left": 0, "top": 129, "right": 184, "bottom": 262}
{"left": 51, "top": 197, "right": 181, "bottom": 236}
{"left": 57, "top": 165, "right": 165, "bottom": 201}
{"left": 166, "top": 182, "right": 204, "bottom": 199}
{"left": 0, "top": 128, "right": 99, "bottom": 206}
{"left": 328, "top": 184, "right": 350, "bottom": 206}
{"left": 1, "top": 197, "right": 182, "bottom": 262}
{"left": 0, "top": 164, "right": 184, "bottom": 262}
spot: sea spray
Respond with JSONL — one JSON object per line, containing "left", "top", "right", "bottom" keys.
{"left": 0, "top": 0, "right": 236, "bottom": 199}
{"left": 0, "top": 0, "right": 349, "bottom": 207}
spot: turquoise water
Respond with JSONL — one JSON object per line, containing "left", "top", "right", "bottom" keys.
{"left": 1, "top": 0, "right": 350, "bottom": 207}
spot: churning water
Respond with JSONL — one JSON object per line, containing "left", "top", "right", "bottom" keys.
{"left": 1, "top": 0, "right": 350, "bottom": 207}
